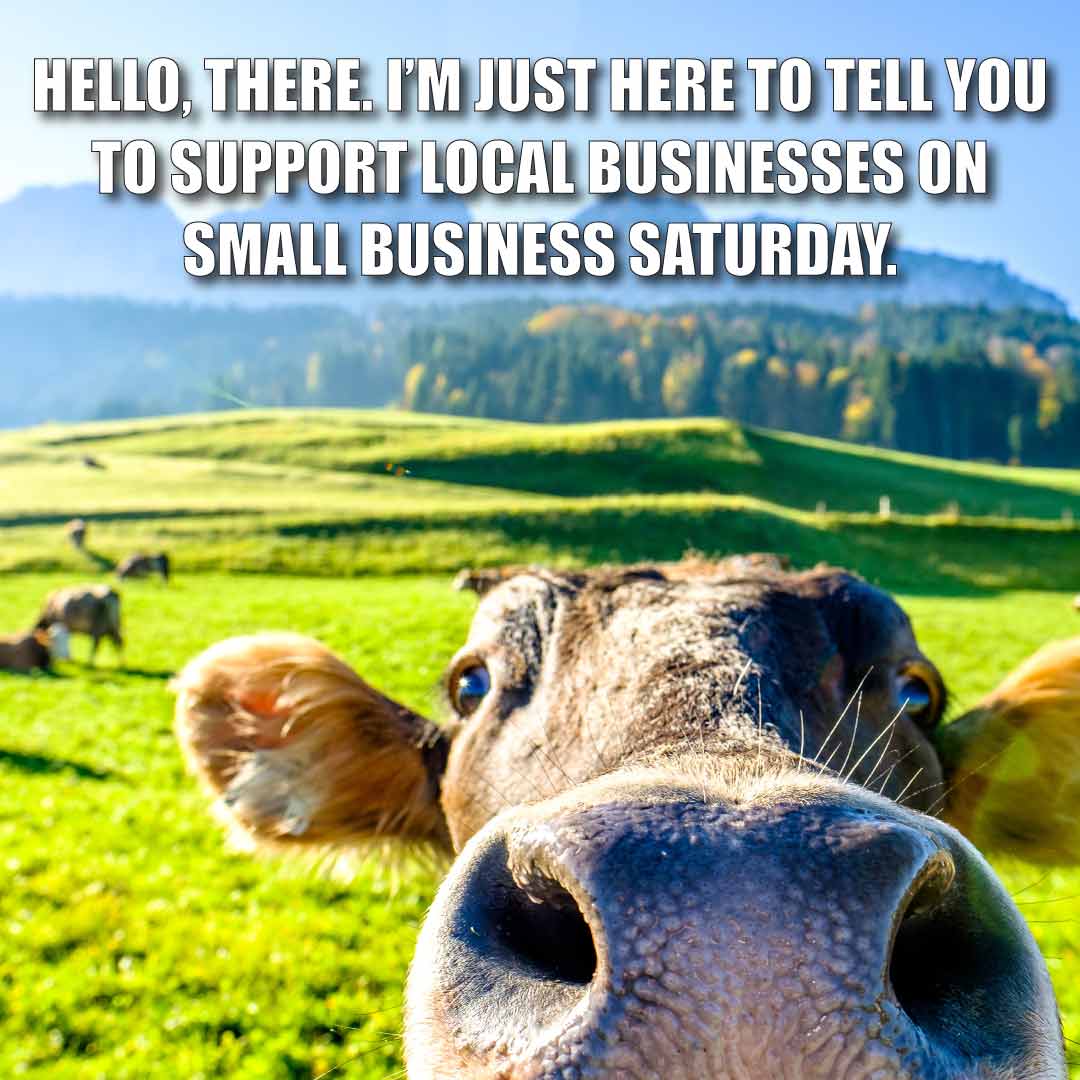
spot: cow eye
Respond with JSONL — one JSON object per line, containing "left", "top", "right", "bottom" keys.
{"left": 453, "top": 664, "right": 491, "bottom": 716}
{"left": 898, "top": 664, "right": 941, "bottom": 728}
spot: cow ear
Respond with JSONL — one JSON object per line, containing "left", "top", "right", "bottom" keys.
{"left": 172, "top": 633, "right": 451, "bottom": 856}
{"left": 453, "top": 567, "right": 512, "bottom": 596}
{"left": 935, "top": 636, "right": 1080, "bottom": 864}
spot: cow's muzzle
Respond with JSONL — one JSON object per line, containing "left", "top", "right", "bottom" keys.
{"left": 406, "top": 778, "right": 1064, "bottom": 1079}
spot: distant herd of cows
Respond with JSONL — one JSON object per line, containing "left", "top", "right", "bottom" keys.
{"left": 1, "top": 516, "right": 1079, "bottom": 676}
{"left": 0, "top": 519, "right": 168, "bottom": 674}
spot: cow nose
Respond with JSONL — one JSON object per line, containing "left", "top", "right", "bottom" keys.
{"left": 407, "top": 787, "right": 1060, "bottom": 1079}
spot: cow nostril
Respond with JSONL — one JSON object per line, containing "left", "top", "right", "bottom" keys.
{"left": 888, "top": 847, "right": 1032, "bottom": 1059}
{"left": 412, "top": 835, "right": 602, "bottom": 1067}
{"left": 493, "top": 869, "right": 598, "bottom": 986}
{"left": 889, "top": 853, "right": 960, "bottom": 1026}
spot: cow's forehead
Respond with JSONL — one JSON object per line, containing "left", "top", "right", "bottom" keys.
{"left": 467, "top": 564, "right": 918, "bottom": 668}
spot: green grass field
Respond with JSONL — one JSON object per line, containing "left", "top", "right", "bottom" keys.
{"left": 4, "top": 408, "right": 1080, "bottom": 590}
{"left": 2, "top": 409, "right": 1080, "bottom": 1078}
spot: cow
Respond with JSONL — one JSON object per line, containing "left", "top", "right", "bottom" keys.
{"left": 0, "top": 625, "right": 70, "bottom": 673}
{"left": 36, "top": 585, "right": 123, "bottom": 663}
{"left": 452, "top": 553, "right": 792, "bottom": 597}
{"left": 64, "top": 518, "right": 88, "bottom": 550}
{"left": 173, "top": 559, "right": 1080, "bottom": 1079}
{"left": 116, "top": 552, "right": 170, "bottom": 583}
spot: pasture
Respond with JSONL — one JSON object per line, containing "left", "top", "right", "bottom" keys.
{"left": 2, "top": 409, "right": 1080, "bottom": 1078}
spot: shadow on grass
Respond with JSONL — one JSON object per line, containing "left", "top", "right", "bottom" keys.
{"left": 377, "top": 424, "right": 1080, "bottom": 521}
{"left": 273, "top": 505, "right": 1080, "bottom": 597}
{"left": 398, "top": 428, "right": 752, "bottom": 498}
{"left": 80, "top": 546, "right": 116, "bottom": 573}
{"left": 0, "top": 508, "right": 272, "bottom": 529}
{"left": 743, "top": 429, "right": 1080, "bottom": 520}
{"left": 0, "top": 748, "right": 115, "bottom": 781}
{"left": 117, "top": 667, "right": 175, "bottom": 681}
{"left": 64, "top": 664, "right": 174, "bottom": 682}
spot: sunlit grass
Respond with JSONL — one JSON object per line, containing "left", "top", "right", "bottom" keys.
{"left": 2, "top": 576, "right": 1079, "bottom": 1077}
{"left": 2, "top": 408, "right": 1080, "bottom": 1076}
{"left": 1, "top": 409, "right": 1079, "bottom": 591}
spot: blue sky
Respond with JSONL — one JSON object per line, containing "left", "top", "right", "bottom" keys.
{"left": 2, "top": 0, "right": 1078, "bottom": 310}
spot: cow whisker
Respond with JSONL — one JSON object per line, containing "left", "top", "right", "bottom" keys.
{"left": 892, "top": 766, "right": 925, "bottom": 808}
{"left": 871, "top": 744, "right": 921, "bottom": 796}
{"left": 732, "top": 656, "right": 754, "bottom": 697}
{"left": 754, "top": 674, "right": 764, "bottom": 781}
{"left": 473, "top": 773, "right": 515, "bottom": 811}
{"left": 312, "top": 1031, "right": 403, "bottom": 1080}
{"left": 817, "top": 740, "right": 845, "bottom": 776}
{"left": 811, "top": 667, "right": 873, "bottom": 770}
{"left": 855, "top": 723, "right": 896, "bottom": 789}
{"left": 599, "top": 689, "right": 628, "bottom": 768}
{"left": 843, "top": 707, "right": 902, "bottom": 785}
{"left": 1010, "top": 869, "right": 1057, "bottom": 899}
{"left": 698, "top": 706, "right": 710, "bottom": 803}
{"left": 921, "top": 743, "right": 1012, "bottom": 818}
{"left": 584, "top": 701, "right": 611, "bottom": 774}
{"left": 493, "top": 757, "right": 550, "bottom": 803}
{"left": 900, "top": 776, "right": 947, "bottom": 809}
{"left": 500, "top": 713, "right": 571, "bottom": 795}
{"left": 838, "top": 692, "right": 864, "bottom": 781}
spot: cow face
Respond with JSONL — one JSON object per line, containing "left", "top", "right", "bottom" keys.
{"left": 174, "top": 561, "right": 1080, "bottom": 1079}
{"left": 46, "top": 624, "right": 71, "bottom": 662}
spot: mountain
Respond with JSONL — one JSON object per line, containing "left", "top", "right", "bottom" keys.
{"left": 0, "top": 180, "right": 473, "bottom": 309}
{"left": 0, "top": 296, "right": 394, "bottom": 429}
{"left": 0, "top": 184, "right": 190, "bottom": 302}
{"left": 233, "top": 176, "right": 471, "bottom": 230}
{"left": 570, "top": 193, "right": 714, "bottom": 234}
{"left": 199, "top": 177, "right": 474, "bottom": 306}
{"left": 568, "top": 196, "right": 1069, "bottom": 316}
{"left": 0, "top": 185, "right": 1069, "bottom": 317}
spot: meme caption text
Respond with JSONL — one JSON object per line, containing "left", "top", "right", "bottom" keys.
{"left": 34, "top": 56, "right": 1048, "bottom": 281}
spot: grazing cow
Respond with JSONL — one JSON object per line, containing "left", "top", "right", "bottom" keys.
{"left": 64, "top": 518, "right": 88, "bottom": 550}
{"left": 116, "top": 552, "right": 170, "bottom": 582}
{"left": 0, "top": 626, "right": 70, "bottom": 673}
{"left": 174, "top": 560, "right": 1080, "bottom": 1079}
{"left": 36, "top": 585, "right": 123, "bottom": 663}
{"left": 82, "top": 455, "right": 106, "bottom": 470}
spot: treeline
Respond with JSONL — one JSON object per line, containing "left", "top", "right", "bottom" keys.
{"left": 399, "top": 301, "right": 1080, "bottom": 465}
{"left": 7, "top": 294, "right": 1080, "bottom": 467}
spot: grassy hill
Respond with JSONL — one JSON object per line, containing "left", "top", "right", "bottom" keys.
{"left": 3, "top": 408, "right": 1080, "bottom": 1077}
{"left": 3, "top": 408, "right": 1080, "bottom": 592}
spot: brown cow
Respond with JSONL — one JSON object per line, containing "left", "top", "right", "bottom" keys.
{"left": 453, "top": 553, "right": 792, "bottom": 596}
{"left": 36, "top": 585, "right": 123, "bottom": 663}
{"left": 174, "top": 560, "right": 1080, "bottom": 1079}
{"left": 116, "top": 552, "right": 170, "bottom": 582}
{"left": 0, "top": 626, "right": 70, "bottom": 673}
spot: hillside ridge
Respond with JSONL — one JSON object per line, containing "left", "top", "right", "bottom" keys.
{"left": 3, "top": 409, "right": 1079, "bottom": 593}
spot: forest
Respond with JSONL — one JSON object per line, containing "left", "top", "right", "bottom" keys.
{"left": 5, "top": 295, "right": 1080, "bottom": 466}
{"left": 397, "top": 300, "right": 1080, "bottom": 465}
